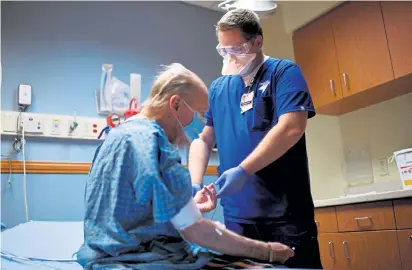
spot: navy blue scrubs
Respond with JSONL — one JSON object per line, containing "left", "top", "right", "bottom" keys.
{"left": 205, "top": 57, "right": 323, "bottom": 269}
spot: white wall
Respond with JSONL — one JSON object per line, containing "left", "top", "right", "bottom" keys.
{"left": 339, "top": 93, "right": 412, "bottom": 185}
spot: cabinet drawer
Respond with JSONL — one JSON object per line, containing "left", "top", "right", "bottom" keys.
{"left": 394, "top": 198, "right": 412, "bottom": 229}
{"left": 315, "top": 207, "right": 339, "bottom": 233}
{"left": 336, "top": 201, "right": 396, "bottom": 232}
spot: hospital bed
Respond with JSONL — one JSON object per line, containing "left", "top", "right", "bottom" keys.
{"left": 1, "top": 221, "right": 83, "bottom": 270}
{"left": 1, "top": 221, "right": 313, "bottom": 270}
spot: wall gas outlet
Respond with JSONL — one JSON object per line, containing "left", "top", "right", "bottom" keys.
{"left": 21, "top": 114, "right": 44, "bottom": 134}
{"left": 83, "top": 121, "right": 101, "bottom": 138}
{"left": 50, "top": 118, "right": 62, "bottom": 135}
{"left": 68, "top": 120, "right": 79, "bottom": 136}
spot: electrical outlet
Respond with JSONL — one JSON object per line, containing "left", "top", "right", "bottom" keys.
{"left": 377, "top": 157, "right": 389, "bottom": 176}
{"left": 2, "top": 113, "right": 17, "bottom": 132}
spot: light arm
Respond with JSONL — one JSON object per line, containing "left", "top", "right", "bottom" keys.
{"left": 188, "top": 126, "right": 216, "bottom": 185}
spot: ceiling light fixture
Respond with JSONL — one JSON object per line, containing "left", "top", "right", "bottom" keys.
{"left": 217, "top": 0, "right": 278, "bottom": 17}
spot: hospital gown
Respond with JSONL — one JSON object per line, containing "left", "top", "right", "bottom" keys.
{"left": 76, "top": 118, "right": 212, "bottom": 269}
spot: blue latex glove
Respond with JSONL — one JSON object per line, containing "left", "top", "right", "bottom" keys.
{"left": 215, "top": 165, "right": 249, "bottom": 198}
{"left": 191, "top": 183, "right": 203, "bottom": 197}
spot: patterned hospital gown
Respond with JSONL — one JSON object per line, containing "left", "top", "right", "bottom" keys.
{"left": 76, "top": 118, "right": 212, "bottom": 269}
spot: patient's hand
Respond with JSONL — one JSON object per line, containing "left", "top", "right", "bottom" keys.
{"left": 194, "top": 184, "right": 217, "bottom": 213}
{"left": 268, "top": 242, "right": 295, "bottom": 264}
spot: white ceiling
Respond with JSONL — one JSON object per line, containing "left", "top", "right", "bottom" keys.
{"left": 182, "top": 1, "right": 342, "bottom": 33}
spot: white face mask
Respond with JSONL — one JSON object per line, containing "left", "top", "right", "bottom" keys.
{"left": 221, "top": 53, "right": 257, "bottom": 76}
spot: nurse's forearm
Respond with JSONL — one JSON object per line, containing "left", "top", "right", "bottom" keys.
{"left": 183, "top": 218, "right": 269, "bottom": 261}
{"left": 240, "top": 112, "right": 307, "bottom": 174}
{"left": 188, "top": 139, "right": 211, "bottom": 185}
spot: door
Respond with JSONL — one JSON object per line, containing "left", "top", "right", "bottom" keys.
{"left": 381, "top": 1, "right": 412, "bottom": 79}
{"left": 318, "top": 233, "right": 345, "bottom": 270}
{"left": 397, "top": 229, "right": 412, "bottom": 270}
{"left": 293, "top": 14, "right": 343, "bottom": 109}
{"left": 340, "top": 231, "right": 402, "bottom": 270}
{"left": 330, "top": 1, "right": 394, "bottom": 95}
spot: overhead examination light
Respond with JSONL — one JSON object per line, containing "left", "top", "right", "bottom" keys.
{"left": 217, "top": 0, "right": 278, "bottom": 17}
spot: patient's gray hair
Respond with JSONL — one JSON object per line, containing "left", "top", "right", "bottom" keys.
{"left": 216, "top": 8, "right": 263, "bottom": 41}
{"left": 143, "top": 63, "right": 207, "bottom": 111}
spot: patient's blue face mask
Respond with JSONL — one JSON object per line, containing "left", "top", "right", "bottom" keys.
{"left": 176, "top": 101, "right": 205, "bottom": 143}
{"left": 184, "top": 112, "right": 205, "bottom": 142}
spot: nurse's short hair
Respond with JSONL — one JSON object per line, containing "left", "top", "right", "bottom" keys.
{"left": 216, "top": 8, "right": 263, "bottom": 41}
{"left": 143, "top": 63, "right": 207, "bottom": 112}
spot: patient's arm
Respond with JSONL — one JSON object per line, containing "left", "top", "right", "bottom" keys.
{"left": 170, "top": 199, "right": 294, "bottom": 263}
{"left": 193, "top": 184, "right": 217, "bottom": 213}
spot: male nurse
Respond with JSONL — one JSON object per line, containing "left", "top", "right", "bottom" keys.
{"left": 188, "top": 8, "right": 323, "bottom": 269}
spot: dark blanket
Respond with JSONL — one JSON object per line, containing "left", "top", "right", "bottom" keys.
{"left": 202, "top": 254, "right": 287, "bottom": 269}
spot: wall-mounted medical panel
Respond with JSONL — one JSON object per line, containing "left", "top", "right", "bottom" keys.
{"left": 0, "top": 111, "right": 107, "bottom": 141}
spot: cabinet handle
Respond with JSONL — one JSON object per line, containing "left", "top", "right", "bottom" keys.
{"left": 354, "top": 216, "right": 372, "bottom": 225}
{"left": 342, "top": 73, "right": 349, "bottom": 90}
{"left": 354, "top": 216, "right": 372, "bottom": 220}
{"left": 343, "top": 241, "right": 350, "bottom": 260}
{"left": 315, "top": 221, "right": 319, "bottom": 227}
{"left": 329, "top": 80, "right": 336, "bottom": 96}
{"left": 409, "top": 235, "right": 412, "bottom": 241}
{"left": 328, "top": 241, "right": 335, "bottom": 259}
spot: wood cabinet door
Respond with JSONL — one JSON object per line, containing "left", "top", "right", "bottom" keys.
{"left": 381, "top": 1, "right": 412, "bottom": 79}
{"left": 315, "top": 207, "right": 339, "bottom": 233}
{"left": 293, "top": 14, "right": 343, "bottom": 109}
{"left": 318, "top": 233, "right": 345, "bottom": 270}
{"left": 340, "top": 231, "right": 402, "bottom": 270}
{"left": 330, "top": 1, "right": 394, "bottom": 95}
{"left": 397, "top": 229, "right": 412, "bottom": 270}
{"left": 394, "top": 198, "right": 412, "bottom": 229}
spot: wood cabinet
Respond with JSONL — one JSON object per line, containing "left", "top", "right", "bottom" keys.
{"left": 318, "top": 231, "right": 402, "bottom": 270}
{"left": 340, "top": 231, "right": 402, "bottom": 270}
{"left": 318, "top": 233, "right": 345, "bottom": 270}
{"left": 397, "top": 229, "right": 412, "bottom": 269}
{"left": 330, "top": 1, "right": 394, "bottom": 95}
{"left": 293, "top": 1, "right": 412, "bottom": 115}
{"left": 314, "top": 206, "right": 339, "bottom": 233}
{"left": 315, "top": 197, "right": 412, "bottom": 270}
{"left": 394, "top": 198, "right": 412, "bottom": 229}
{"left": 335, "top": 201, "right": 396, "bottom": 232}
{"left": 293, "top": 14, "right": 343, "bottom": 109}
{"left": 381, "top": 1, "right": 412, "bottom": 79}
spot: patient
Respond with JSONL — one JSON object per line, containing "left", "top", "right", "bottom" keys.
{"left": 77, "top": 63, "right": 294, "bottom": 269}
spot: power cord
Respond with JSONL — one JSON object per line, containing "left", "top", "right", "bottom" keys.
{"left": 21, "top": 124, "right": 29, "bottom": 222}
{"left": 0, "top": 105, "right": 30, "bottom": 222}
{"left": 2, "top": 106, "right": 29, "bottom": 185}
{"left": 13, "top": 105, "right": 28, "bottom": 153}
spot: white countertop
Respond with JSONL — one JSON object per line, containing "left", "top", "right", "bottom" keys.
{"left": 314, "top": 189, "right": 412, "bottom": 208}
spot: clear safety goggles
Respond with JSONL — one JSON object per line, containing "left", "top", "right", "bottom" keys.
{"left": 216, "top": 42, "right": 252, "bottom": 57}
